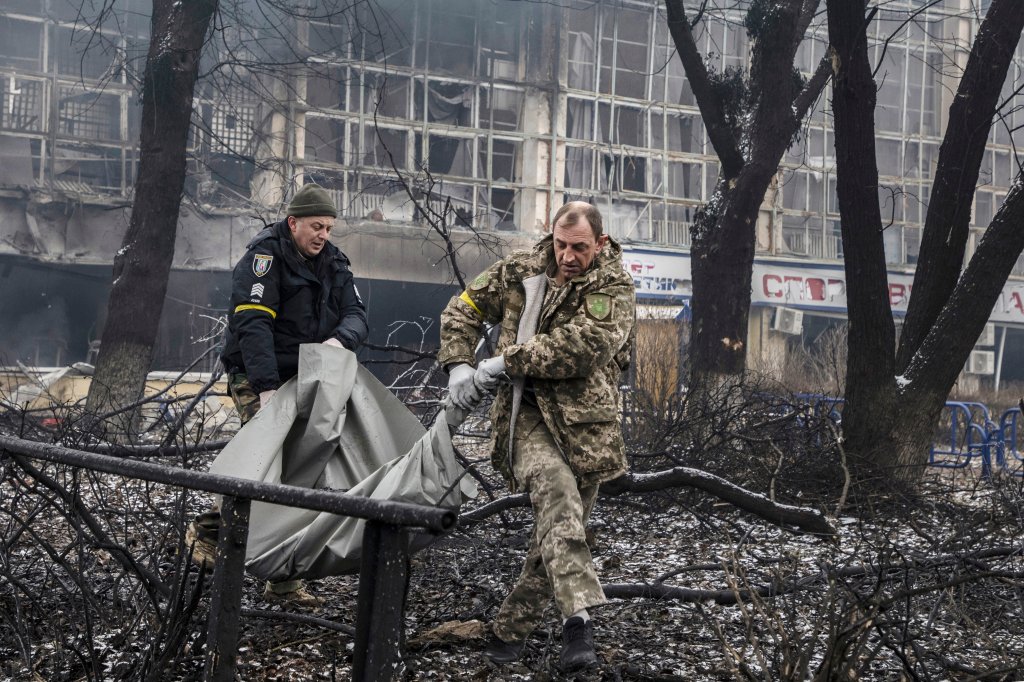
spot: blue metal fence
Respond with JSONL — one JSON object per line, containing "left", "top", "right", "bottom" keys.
{"left": 621, "top": 387, "right": 1023, "bottom": 479}
{"left": 929, "top": 402, "right": 1024, "bottom": 478}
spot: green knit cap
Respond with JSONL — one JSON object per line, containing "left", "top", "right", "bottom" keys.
{"left": 287, "top": 183, "right": 337, "bottom": 218}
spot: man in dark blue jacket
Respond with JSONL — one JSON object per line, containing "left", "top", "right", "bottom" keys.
{"left": 188, "top": 183, "right": 368, "bottom": 605}
{"left": 221, "top": 182, "right": 367, "bottom": 405}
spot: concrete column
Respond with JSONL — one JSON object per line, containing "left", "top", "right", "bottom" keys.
{"left": 516, "top": 3, "right": 564, "bottom": 235}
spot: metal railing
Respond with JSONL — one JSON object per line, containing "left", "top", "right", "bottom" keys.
{"left": 0, "top": 434, "right": 457, "bottom": 681}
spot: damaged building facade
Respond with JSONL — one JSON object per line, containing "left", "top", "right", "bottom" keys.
{"left": 1, "top": 0, "right": 1023, "bottom": 389}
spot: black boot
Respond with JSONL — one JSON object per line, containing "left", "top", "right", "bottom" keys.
{"left": 560, "top": 616, "right": 598, "bottom": 671}
{"left": 484, "top": 633, "right": 526, "bottom": 664}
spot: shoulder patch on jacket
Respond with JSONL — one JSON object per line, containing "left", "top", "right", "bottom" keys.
{"left": 252, "top": 253, "right": 273, "bottom": 277}
{"left": 584, "top": 293, "right": 612, "bottom": 321}
{"left": 469, "top": 271, "right": 490, "bottom": 291}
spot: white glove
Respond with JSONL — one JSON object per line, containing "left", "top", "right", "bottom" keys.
{"left": 474, "top": 355, "right": 507, "bottom": 393}
{"left": 322, "top": 337, "right": 344, "bottom": 349}
{"left": 447, "top": 363, "right": 480, "bottom": 410}
{"left": 258, "top": 390, "right": 276, "bottom": 411}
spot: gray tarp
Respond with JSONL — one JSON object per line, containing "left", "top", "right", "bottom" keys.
{"left": 208, "top": 344, "right": 476, "bottom": 581}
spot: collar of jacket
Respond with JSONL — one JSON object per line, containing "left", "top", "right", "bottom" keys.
{"left": 508, "top": 232, "right": 625, "bottom": 286}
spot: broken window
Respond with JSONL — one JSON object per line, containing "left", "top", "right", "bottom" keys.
{"left": 564, "top": 145, "right": 594, "bottom": 191}
{"left": 307, "top": 65, "right": 350, "bottom": 112}
{"left": 51, "top": 142, "right": 123, "bottom": 192}
{"left": 568, "top": 23, "right": 597, "bottom": 90}
{"left": 362, "top": 126, "right": 408, "bottom": 170}
{"left": 359, "top": 0, "right": 415, "bottom": 67}
{"left": 305, "top": 116, "right": 350, "bottom": 166}
{"left": 479, "top": 1, "right": 521, "bottom": 80}
{"left": 0, "top": 17, "right": 43, "bottom": 71}
{"left": 418, "top": 79, "right": 473, "bottom": 126}
{"left": 55, "top": 26, "right": 120, "bottom": 81}
{"left": 2, "top": 76, "right": 44, "bottom": 133}
{"left": 491, "top": 187, "right": 517, "bottom": 229}
{"left": 360, "top": 73, "right": 410, "bottom": 119}
{"left": 666, "top": 161, "right": 701, "bottom": 199}
{"left": 308, "top": 18, "right": 355, "bottom": 61}
{"left": 57, "top": 87, "right": 120, "bottom": 140}
{"left": 210, "top": 103, "right": 256, "bottom": 157}
{"left": 599, "top": 7, "right": 649, "bottom": 99}
{"left": 420, "top": 132, "right": 472, "bottom": 175}
{"left": 615, "top": 106, "right": 645, "bottom": 147}
{"left": 421, "top": 0, "right": 477, "bottom": 77}
{"left": 479, "top": 86, "right": 522, "bottom": 132}
{"left": 488, "top": 138, "right": 520, "bottom": 183}
{"left": 566, "top": 97, "right": 596, "bottom": 141}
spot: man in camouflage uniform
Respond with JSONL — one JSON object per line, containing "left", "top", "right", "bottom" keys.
{"left": 438, "top": 201, "right": 636, "bottom": 671}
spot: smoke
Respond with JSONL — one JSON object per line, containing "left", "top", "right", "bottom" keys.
{"left": 0, "top": 290, "right": 71, "bottom": 367}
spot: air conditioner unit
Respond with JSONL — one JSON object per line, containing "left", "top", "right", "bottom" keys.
{"left": 975, "top": 323, "right": 995, "bottom": 347}
{"left": 967, "top": 350, "right": 995, "bottom": 375}
{"left": 771, "top": 307, "right": 804, "bottom": 335}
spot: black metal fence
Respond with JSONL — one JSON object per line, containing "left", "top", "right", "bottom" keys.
{"left": 0, "top": 434, "right": 457, "bottom": 681}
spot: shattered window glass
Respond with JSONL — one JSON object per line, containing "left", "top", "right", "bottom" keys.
{"left": 2, "top": 77, "right": 45, "bottom": 133}
{"left": 51, "top": 141, "right": 123, "bottom": 192}
{"left": 479, "top": 86, "right": 522, "bottom": 132}
{"left": 422, "top": 0, "right": 476, "bottom": 77}
{"left": 667, "top": 161, "right": 701, "bottom": 200}
{"left": 308, "top": 19, "right": 354, "bottom": 60}
{"left": 566, "top": 98, "right": 595, "bottom": 141}
{"left": 610, "top": 7, "right": 649, "bottom": 99}
{"left": 56, "top": 87, "right": 120, "bottom": 140}
{"left": 305, "top": 116, "right": 350, "bottom": 165}
{"left": 0, "top": 17, "right": 44, "bottom": 71}
{"left": 361, "top": 126, "right": 408, "bottom": 170}
{"left": 480, "top": 1, "right": 520, "bottom": 81}
{"left": 307, "top": 65, "right": 349, "bottom": 112}
{"left": 54, "top": 25, "right": 120, "bottom": 81}
{"left": 567, "top": 5, "right": 597, "bottom": 90}
{"left": 615, "top": 106, "right": 645, "bottom": 147}
{"left": 419, "top": 79, "right": 473, "bottom": 126}
{"left": 361, "top": 0, "right": 415, "bottom": 66}
{"left": 360, "top": 73, "right": 411, "bottom": 119}
{"left": 489, "top": 138, "right": 519, "bottom": 182}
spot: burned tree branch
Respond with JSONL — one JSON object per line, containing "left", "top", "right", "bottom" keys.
{"left": 459, "top": 467, "right": 836, "bottom": 536}
{"left": 663, "top": 0, "right": 744, "bottom": 177}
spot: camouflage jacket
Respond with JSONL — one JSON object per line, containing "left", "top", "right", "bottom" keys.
{"left": 439, "top": 234, "right": 636, "bottom": 490}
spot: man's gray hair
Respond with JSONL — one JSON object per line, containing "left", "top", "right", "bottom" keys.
{"left": 552, "top": 201, "right": 603, "bottom": 239}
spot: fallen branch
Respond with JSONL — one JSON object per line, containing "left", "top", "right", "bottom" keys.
{"left": 602, "top": 544, "right": 1024, "bottom": 607}
{"left": 603, "top": 581, "right": 774, "bottom": 606}
{"left": 241, "top": 608, "right": 355, "bottom": 636}
{"left": 458, "top": 467, "right": 836, "bottom": 536}
{"left": 609, "top": 467, "right": 836, "bottom": 536}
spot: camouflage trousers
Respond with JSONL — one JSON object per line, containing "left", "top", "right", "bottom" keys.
{"left": 492, "top": 404, "right": 606, "bottom": 643}
{"left": 227, "top": 373, "right": 261, "bottom": 425}
{"left": 195, "top": 373, "right": 262, "bottom": 539}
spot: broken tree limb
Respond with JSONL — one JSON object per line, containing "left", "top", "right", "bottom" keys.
{"left": 606, "top": 468, "right": 836, "bottom": 536}
{"left": 602, "top": 582, "right": 774, "bottom": 606}
{"left": 458, "top": 467, "right": 836, "bottom": 536}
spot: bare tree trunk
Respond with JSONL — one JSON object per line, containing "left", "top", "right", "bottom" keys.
{"left": 891, "top": 176, "right": 1024, "bottom": 474}
{"left": 86, "top": 0, "right": 218, "bottom": 428}
{"left": 896, "top": 1, "right": 1024, "bottom": 372}
{"left": 829, "top": 0, "right": 1024, "bottom": 486}
{"left": 825, "top": 0, "right": 898, "bottom": 480}
{"left": 664, "top": 0, "right": 829, "bottom": 394}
